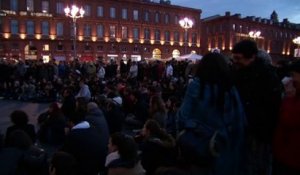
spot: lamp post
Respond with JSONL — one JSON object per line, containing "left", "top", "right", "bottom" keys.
{"left": 64, "top": 5, "right": 85, "bottom": 61}
{"left": 293, "top": 36, "right": 300, "bottom": 57}
{"left": 179, "top": 17, "right": 193, "bottom": 54}
{"left": 248, "top": 30, "right": 261, "bottom": 41}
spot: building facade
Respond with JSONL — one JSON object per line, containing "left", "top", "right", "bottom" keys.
{"left": 0, "top": 0, "right": 202, "bottom": 62}
{"left": 201, "top": 11, "right": 300, "bottom": 60}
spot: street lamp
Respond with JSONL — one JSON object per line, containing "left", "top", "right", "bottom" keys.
{"left": 179, "top": 17, "right": 193, "bottom": 54}
{"left": 293, "top": 36, "right": 300, "bottom": 57}
{"left": 64, "top": 5, "right": 85, "bottom": 61}
{"left": 248, "top": 30, "right": 261, "bottom": 40}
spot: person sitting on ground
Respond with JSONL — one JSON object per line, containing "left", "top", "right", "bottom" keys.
{"left": 5, "top": 110, "right": 36, "bottom": 144}
{"left": 106, "top": 132, "right": 145, "bottom": 175}
{"left": 49, "top": 151, "right": 77, "bottom": 175}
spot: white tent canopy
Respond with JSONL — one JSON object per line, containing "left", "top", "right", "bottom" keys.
{"left": 176, "top": 53, "right": 203, "bottom": 62}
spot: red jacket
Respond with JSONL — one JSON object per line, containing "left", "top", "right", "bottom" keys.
{"left": 273, "top": 96, "right": 300, "bottom": 170}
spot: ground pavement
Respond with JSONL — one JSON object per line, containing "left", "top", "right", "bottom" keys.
{"left": 0, "top": 99, "right": 49, "bottom": 135}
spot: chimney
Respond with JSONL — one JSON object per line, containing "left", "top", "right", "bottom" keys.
{"left": 225, "top": 11, "right": 231, "bottom": 16}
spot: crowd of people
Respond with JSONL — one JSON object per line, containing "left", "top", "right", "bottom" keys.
{"left": 0, "top": 39, "right": 300, "bottom": 175}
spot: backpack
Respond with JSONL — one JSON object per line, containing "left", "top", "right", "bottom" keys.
{"left": 177, "top": 119, "right": 228, "bottom": 166}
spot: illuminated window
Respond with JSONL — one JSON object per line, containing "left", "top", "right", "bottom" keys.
{"left": 11, "top": 20, "right": 18, "bottom": 34}
{"left": 10, "top": 0, "right": 18, "bottom": 11}
{"left": 97, "top": 6, "right": 104, "bottom": 17}
{"left": 144, "top": 28, "right": 150, "bottom": 40}
{"left": 84, "top": 5, "right": 91, "bottom": 16}
{"left": 26, "top": 0, "right": 34, "bottom": 11}
{"left": 165, "top": 14, "right": 169, "bottom": 24}
{"left": 43, "top": 44, "right": 49, "bottom": 51}
{"left": 56, "top": 2, "right": 63, "bottom": 14}
{"left": 97, "top": 25, "right": 104, "bottom": 38}
{"left": 122, "top": 9, "right": 128, "bottom": 20}
{"left": 41, "top": 1, "right": 49, "bottom": 13}
{"left": 133, "top": 10, "right": 139, "bottom": 21}
{"left": 110, "top": 7, "right": 116, "bottom": 18}
{"left": 84, "top": 24, "right": 91, "bottom": 37}
{"left": 122, "top": 26, "right": 128, "bottom": 39}
{"left": 26, "top": 21, "right": 34, "bottom": 35}
{"left": 56, "top": 22, "right": 63, "bottom": 36}
{"left": 110, "top": 25, "right": 116, "bottom": 38}
{"left": 42, "top": 21, "right": 49, "bottom": 36}
{"left": 133, "top": 28, "right": 139, "bottom": 40}
{"left": 155, "top": 12, "right": 160, "bottom": 23}
{"left": 144, "top": 11, "right": 150, "bottom": 22}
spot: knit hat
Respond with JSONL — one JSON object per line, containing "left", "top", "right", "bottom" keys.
{"left": 112, "top": 96, "right": 122, "bottom": 106}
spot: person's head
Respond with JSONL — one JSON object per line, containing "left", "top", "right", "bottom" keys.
{"left": 142, "top": 119, "right": 162, "bottom": 138}
{"left": 10, "top": 110, "right": 29, "bottom": 126}
{"left": 6, "top": 130, "right": 32, "bottom": 150}
{"left": 232, "top": 39, "right": 258, "bottom": 68}
{"left": 68, "top": 109, "right": 86, "bottom": 126}
{"left": 76, "top": 97, "right": 87, "bottom": 111}
{"left": 149, "top": 95, "right": 166, "bottom": 114}
{"left": 195, "top": 52, "right": 232, "bottom": 89}
{"left": 289, "top": 60, "right": 300, "bottom": 93}
{"left": 49, "top": 151, "right": 77, "bottom": 175}
{"left": 49, "top": 102, "right": 60, "bottom": 113}
{"left": 108, "top": 132, "right": 138, "bottom": 162}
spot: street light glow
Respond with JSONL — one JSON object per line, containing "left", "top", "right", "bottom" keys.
{"left": 64, "top": 5, "right": 84, "bottom": 61}
{"left": 249, "top": 30, "right": 261, "bottom": 39}
{"left": 179, "top": 17, "right": 193, "bottom": 54}
{"left": 293, "top": 36, "right": 300, "bottom": 46}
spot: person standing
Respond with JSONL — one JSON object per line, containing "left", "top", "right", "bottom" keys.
{"left": 232, "top": 40, "right": 283, "bottom": 175}
{"left": 273, "top": 60, "right": 300, "bottom": 175}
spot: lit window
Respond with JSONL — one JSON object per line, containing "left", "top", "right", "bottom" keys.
{"left": 97, "top": 25, "right": 104, "bottom": 38}
{"left": 133, "top": 28, "right": 139, "bottom": 40}
{"left": 56, "top": 2, "right": 63, "bottom": 14}
{"left": 41, "top": 1, "right": 49, "bottom": 13}
{"left": 84, "top": 24, "right": 91, "bottom": 37}
{"left": 42, "top": 21, "right": 49, "bottom": 36}
{"left": 122, "top": 9, "right": 128, "bottom": 20}
{"left": 11, "top": 20, "right": 19, "bottom": 35}
{"left": 97, "top": 6, "right": 104, "bottom": 17}
{"left": 26, "top": 21, "right": 34, "bottom": 35}
{"left": 110, "top": 7, "right": 116, "bottom": 18}
{"left": 84, "top": 5, "right": 91, "bottom": 16}
{"left": 144, "top": 28, "right": 150, "bottom": 40}
{"left": 26, "top": 0, "right": 34, "bottom": 11}
{"left": 10, "top": 0, "right": 18, "bottom": 11}
{"left": 56, "top": 22, "right": 63, "bottom": 36}
{"left": 110, "top": 25, "right": 116, "bottom": 38}
{"left": 133, "top": 10, "right": 139, "bottom": 21}
{"left": 122, "top": 26, "right": 128, "bottom": 39}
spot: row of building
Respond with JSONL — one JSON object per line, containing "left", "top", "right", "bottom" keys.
{"left": 0, "top": 0, "right": 299, "bottom": 63}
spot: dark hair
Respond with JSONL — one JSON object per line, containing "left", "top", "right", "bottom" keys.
{"left": 150, "top": 95, "right": 167, "bottom": 116}
{"left": 10, "top": 110, "right": 29, "bottom": 126}
{"left": 110, "top": 132, "right": 138, "bottom": 163}
{"left": 144, "top": 119, "right": 169, "bottom": 140}
{"left": 50, "top": 151, "right": 77, "bottom": 175}
{"left": 232, "top": 39, "right": 258, "bottom": 59}
{"left": 6, "top": 130, "right": 32, "bottom": 150}
{"left": 195, "top": 52, "right": 235, "bottom": 110}
{"left": 69, "top": 108, "right": 86, "bottom": 125}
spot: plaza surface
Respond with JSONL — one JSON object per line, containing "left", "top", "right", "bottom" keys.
{"left": 0, "top": 100, "right": 49, "bottom": 135}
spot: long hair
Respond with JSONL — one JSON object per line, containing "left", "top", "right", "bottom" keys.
{"left": 149, "top": 95, "right": 167, "bottom": 117}
{"left": 195, "top": 53, "right": 234, "bottom": 110}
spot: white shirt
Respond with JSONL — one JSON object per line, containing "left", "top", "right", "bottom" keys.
{"left": 76, "top": 84, "right": 91, "bottom": 100}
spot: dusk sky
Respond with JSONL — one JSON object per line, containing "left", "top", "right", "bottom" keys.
{"left": 172, "top": 0, "right": 300, "bottom": 24}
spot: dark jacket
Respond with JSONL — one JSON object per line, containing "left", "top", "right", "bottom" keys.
{"left": 140, "top": 136, "right": 176, "bottom": 175}
{"left": 5, "top": 124, "right": 36, "bottom": 144}
{"left": 86, "top": 108, "right": 110, "bottom": 147}
{"left": 234, "top": 58, "right": 282, "bottom": 143}
{"left": 62, "top": 126, "right": 108, "bottom": 175}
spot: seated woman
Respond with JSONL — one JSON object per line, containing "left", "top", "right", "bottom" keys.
{"left": 140, "top": 120, "right": 177, "bottom": 175}
{"left": 106, "top": 132, "right": 145, "bottom": 175}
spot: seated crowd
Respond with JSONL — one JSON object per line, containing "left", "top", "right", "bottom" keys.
{"left": 1, "top": 40, "right": 300, "bottom": 175}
